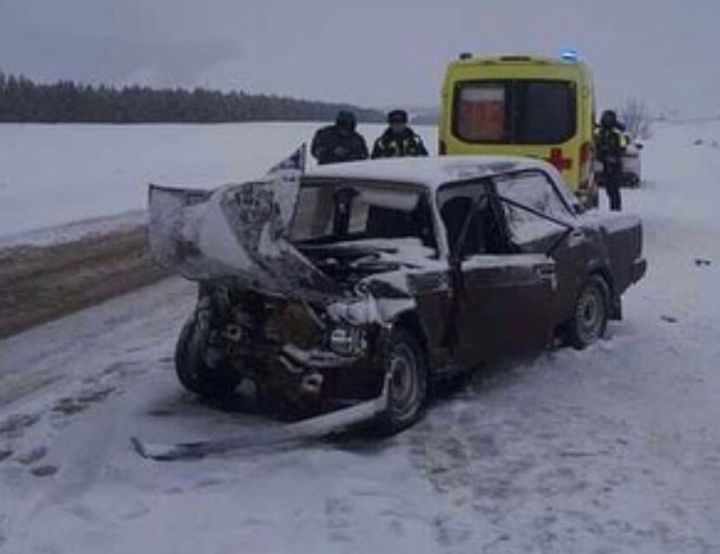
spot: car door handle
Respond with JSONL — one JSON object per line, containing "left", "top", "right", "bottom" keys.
{"left": 536, "top": 265, "right": 556, "bottom": 278}
{"left": 535, "top": 265, "right": 557, "bottom": 289}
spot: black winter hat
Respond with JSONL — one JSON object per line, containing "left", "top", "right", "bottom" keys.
{"left": 387, "top": 109, "right": 409, "bottom": 124}
{"left": 335, "top": 110, "right": 357, "bottom": 131}
{"left": 600, "top": 110, "right": 617, "bottom": 127}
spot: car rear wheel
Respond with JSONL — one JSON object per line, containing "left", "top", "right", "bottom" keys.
{"left": 566, "top": 275, "right": 609, "bottom": 349}
{"left": 175, "top": 316, "right": 240, "bottom": 399}
{"left": 376, "top": 328, "right": 429, "bottom": 434}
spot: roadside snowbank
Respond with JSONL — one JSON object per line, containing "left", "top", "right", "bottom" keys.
{"left": 0, "top": 122, "right": 437, "bottom": 244}
{"left": 0, "top": 210, "right": 146, "bottom": 249}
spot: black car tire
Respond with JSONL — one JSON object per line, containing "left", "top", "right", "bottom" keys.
{"left": 376, "top": 328, "right": 429, "bottom": 434}
{"left": 566, "top": 274, "right": 610, "bottom": 349}
{"left": 175, "top": 316, "right": 239, "bottom": 399}
{"left": 624, "top": 173, "right": 641, "bottom": 188}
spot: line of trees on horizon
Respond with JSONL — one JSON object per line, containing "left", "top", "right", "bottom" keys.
{"left": 0, "top": 71, "right": 385, "bottom": 124}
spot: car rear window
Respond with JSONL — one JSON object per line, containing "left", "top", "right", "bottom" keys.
{"left": 289, "top": 182, "right": 432, "bottom": 245}
{"left": 453, "top": 80, "right": 576, "bottom": 145}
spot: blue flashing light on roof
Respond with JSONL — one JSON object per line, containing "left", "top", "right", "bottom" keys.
{"left": 560, "top": 48, "right": 580, "bottom": 62}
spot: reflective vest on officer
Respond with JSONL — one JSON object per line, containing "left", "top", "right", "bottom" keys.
{"left": 372, "top": 130, "right": 428, "bottom": 159}
{"left": 594, "top": 126, "right": 627, "bottom": 166}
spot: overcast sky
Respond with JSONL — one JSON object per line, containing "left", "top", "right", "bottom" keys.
{"left": 1, "top": 0, "right": 718, "bottom": 116}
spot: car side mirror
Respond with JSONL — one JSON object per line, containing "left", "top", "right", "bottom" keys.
{"left": 635, "top": 143, "right": 644, "bottom": 150}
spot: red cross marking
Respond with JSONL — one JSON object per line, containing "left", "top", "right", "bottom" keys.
{"left": 546, "top": 148, "right": 572, "bottom": 172}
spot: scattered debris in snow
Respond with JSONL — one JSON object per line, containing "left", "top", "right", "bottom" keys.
{"left": 29, "top": 464, "right": 59, "bottom": 477}
{"left": 0, "top": 413, "right": 40, "bottom": 438}
{"left": 15, "top": 446, "right": 47, "bottom": 465}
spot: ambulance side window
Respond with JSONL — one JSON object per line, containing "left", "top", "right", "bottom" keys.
{"left": 455, "top": 83, "right": 507, "bottom": 142}
{"left": 516, "top": 82, "right": 575, "bottom": 143}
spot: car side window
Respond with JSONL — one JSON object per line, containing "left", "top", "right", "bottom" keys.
{"left": 493, "top": 171, "right": 574, "bottom": 246}
{"left": 441, "top": 195, "right": 482, "bottom": 258}
{"left": 438, "top": 181, "right": 510, "bottom": 259}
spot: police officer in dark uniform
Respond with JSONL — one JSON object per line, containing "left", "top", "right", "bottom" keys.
{"left": 371, "top": 110, "right": 428, "bottom": 159}
{"left": 595, "top": 109, "right": 628, "bottom": 211}
{"left": 310, "top": 111, "right": 369, "bottom": 165}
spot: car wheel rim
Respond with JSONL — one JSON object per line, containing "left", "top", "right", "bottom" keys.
{"left": 389, "top": 344, "right": 420, "bottom": 421}
{"left": 577, "top": 286, "right": 605, "bottom": 344}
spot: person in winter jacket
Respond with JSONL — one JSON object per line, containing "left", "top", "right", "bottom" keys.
{"left": 371, "top": 110, "right": 428, "bottom": 159}
{"left": 595, "top": 109, "right": 628, "bottom": 211}
{"left": 311, "top": 111, "right": 369, "bottom": 165}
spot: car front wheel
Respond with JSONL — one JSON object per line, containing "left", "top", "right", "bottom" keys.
{"left": 566, "top": 275, "right": 610, "bottom": 349}
{"left": 175, "top": 316, "right": 240, "bottom": 399}
{"left": 377, "top": 328, "right": 429, "bottom": 434}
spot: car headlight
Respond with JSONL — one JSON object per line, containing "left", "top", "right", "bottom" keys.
{"left": 328, "top": 326, "right": 367, "bottom": 357}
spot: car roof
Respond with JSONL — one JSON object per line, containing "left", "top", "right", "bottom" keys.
{"left": 305, "top": 155, "right": 559, "bottom": 191}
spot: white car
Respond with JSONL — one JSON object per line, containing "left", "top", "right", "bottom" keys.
{"left": 594, "top": 138, "right": 643, "bottom": 188}
{"left": 622, "top": 140, "right": 643, "bottom": 187}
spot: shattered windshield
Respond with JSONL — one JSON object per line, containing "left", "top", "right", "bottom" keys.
{"left": 494, "top": 171, "right": 575, "bottom": 245}
{"left": 289, "top": 180, "right": 436, "bottom": 250}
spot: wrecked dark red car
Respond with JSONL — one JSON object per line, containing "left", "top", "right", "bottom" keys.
{"left": 148, "top": 153, "right": 646, "bottom": 432}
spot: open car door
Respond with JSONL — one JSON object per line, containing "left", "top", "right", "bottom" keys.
{"left": 412, "top": 179, "right": 556, "bottom": 368}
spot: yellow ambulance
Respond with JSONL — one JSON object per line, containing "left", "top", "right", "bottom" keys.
{"left": 439, "top": 52, "right": 598, "bottom": 207}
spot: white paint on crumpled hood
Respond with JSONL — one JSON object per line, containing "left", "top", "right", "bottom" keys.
{"left": 147, "top": 146, "right": 340, "bottom": 299}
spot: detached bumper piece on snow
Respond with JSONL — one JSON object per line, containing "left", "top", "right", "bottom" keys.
{"left": 131, "top": 376, "right": 390, "bottom": 461}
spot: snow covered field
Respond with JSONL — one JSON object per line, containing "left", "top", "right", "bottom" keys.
{"left": 1, "top": 121, "right": 720, "bottom": 553}
{"left": 0, "top": 122, "right": 437, "bottom": 245}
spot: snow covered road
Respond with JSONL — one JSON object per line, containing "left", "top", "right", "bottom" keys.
{"left": 1, "top": 122, "right": 720, "bottom": 553}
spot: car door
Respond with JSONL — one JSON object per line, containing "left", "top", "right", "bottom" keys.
{"left": 451, "top": 193, "right": 556, "bottom": 366}
{"left": 493, "top": 170, "right": 591, "bottom": 325}
{"left": 414, "top": 179, "right": 556, "bottom": 369}
{"left": 455, "top": 253, "right": 557, "bottom": 365}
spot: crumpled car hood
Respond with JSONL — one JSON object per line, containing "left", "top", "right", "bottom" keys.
{"left": 148, "top": 146, "right": 342, "bottom": 301}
